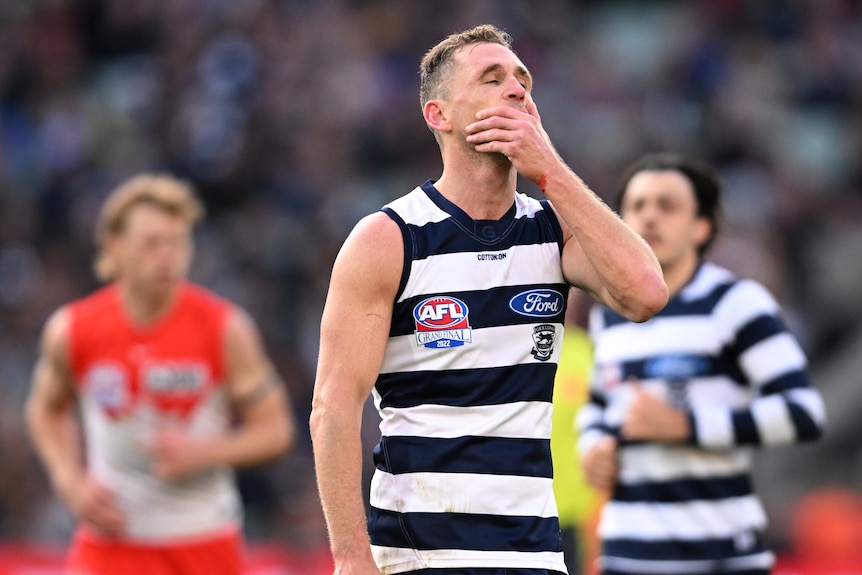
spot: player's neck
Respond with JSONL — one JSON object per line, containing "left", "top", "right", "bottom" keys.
{"left": 662, "top": 253, "right": 701, "bottom": 299}
{"left": 117, "top": 281, "right": 183, "bottom": 327}
{"left": 435, "top": 152, "right": 516, "bottom": 220}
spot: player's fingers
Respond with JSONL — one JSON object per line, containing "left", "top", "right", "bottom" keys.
{"left": 525, "top": 96, "right": 540, "bottom": 121}
{"left": 473, "top": 105, "right": 526, "bottom": 122}
{"left": 466, "top": 126, "right": 518, "bottom": 145}
{"left": 84, "top": 497, "right": 125, "bottom": 533}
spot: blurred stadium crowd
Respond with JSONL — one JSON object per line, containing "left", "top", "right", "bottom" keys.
{"left": 0, "top": 0, "right": 861, "bottom": 561}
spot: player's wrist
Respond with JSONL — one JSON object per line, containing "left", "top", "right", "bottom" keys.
{"left": 52, "top": 465, "right": 84, "bottom": 493}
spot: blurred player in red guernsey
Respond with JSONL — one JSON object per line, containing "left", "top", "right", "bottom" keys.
{"left": 25, "top": 174, "right": 296, "bottom": 575}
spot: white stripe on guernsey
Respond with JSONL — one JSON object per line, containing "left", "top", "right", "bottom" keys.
{"left": 380, "top": 322, "right": 563, "bottom": 374}
{"left": 788, "top": 387, "right": 826, "bottom": 425}
{"left": 576, "top": 402, "right": 605, "bottom": 432}
{"left": 751, "top": 394, "right": 797, "bottom": 445}
{"left": 378, "top": 401, "right": 552, "bottom": 439}
{"left": 600, "top": 379, "right": 750, "bottom": 431}
{"left": 384, "top": 187, "right": 451, "bottom": 226}
{"left": 577, "top": 428, "right": 611, "bottom": 455}
{"left": 602, "top": 551, "right": 774, "bottom": 574}
{"left": 370, "top": 471, "right": 557, "bottom": 516}
{"left": 686, "top": 377, "right": 752, "bottom": 408}
{"left": 369, "top": 547, "right": 566, "bottom": 575}
{"left": 385, "top": 187, "right": 547, "bottom": 228}
{"left": 592, "top": 316, "right": 721, "bottom": 364}
{"left": 692, "top": 404, "right": 736, "bottom": 449}
{"left": 739, "top": 332, "right": 807, "bottom": 386}
{"left": 600, "top": 496, "right": 767, "bottom": 540}
{"left": 398, "top": 243, "right": 564, "bottom": 304}
{"left": 618, "top": 444, "right": 751, "bottom": 483}
{"left": 678, "top": 262, "right": 735, "bottom": 301}
{"left": 511, "top": 191, "right": 549, "bottom": 218}
{"left": 712, "top": 279, "right": 779, "bottom": 342}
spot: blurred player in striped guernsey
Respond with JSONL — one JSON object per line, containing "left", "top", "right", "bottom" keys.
{"left": 25, "top": 174, "right": 295, "bottom": 575}
{"left": 577, "top": 153, "right": 826, "bottom": 575}
{"left": 311, "top": 25, "right": 667, "bottom": 575}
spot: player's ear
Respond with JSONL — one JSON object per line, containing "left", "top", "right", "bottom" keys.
{"left": 423, "top": 100, "right": 451, "bottom": 133}
{"left": 693, "top": 216, "right": 711, "bottom": 249}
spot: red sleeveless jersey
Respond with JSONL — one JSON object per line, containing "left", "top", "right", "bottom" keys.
{"left": 68, "top": 282, "right": 232, "bottom": 421}
{"left": 66, "top": 282, "right": 243, "bottom": 543}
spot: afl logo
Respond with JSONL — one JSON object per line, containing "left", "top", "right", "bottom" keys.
{"left": 509, "top": 289, "right": 565, "bottom": 318}
{"left": 413, "top": 296, "right": 472, "bottom": 349}
{"left": 85, "top": 362, "right": 130, "bottom": 418}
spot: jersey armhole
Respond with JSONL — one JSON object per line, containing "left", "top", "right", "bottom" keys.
{"left": 380, "top": 207, "right": 412, "bottom": 303}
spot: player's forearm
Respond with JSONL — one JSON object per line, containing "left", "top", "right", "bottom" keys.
{"left": 544, "top": 166, "right": 666, "bottom": 322}
{"left": 207, "top": 396, "right": 294, "bottom": 468}
{"left": 310, "top": 401, "right": 376, "bottom": 566}
{"left": 690, "top": 389, "right": 825, "bottom": 450}
{"left": 25, "top": 402, "right": 85, "bottom": 498}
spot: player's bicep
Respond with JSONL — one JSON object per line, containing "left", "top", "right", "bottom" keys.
{"left": 560, "top": 231, "right": 612, "bottom": 307}
{"left": 28, "top": 308, "right": 76, "bottom": 413}
{"left": 222, "top": 308, "right": 281, "bottom": 412}
{"left": 315, "top": 213, "right": 402, "bottom": 408}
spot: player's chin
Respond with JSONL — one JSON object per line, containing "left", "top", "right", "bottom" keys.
{"left": 147, "top": 275, "right": 183, "bottom": 294}
{"left": 472, "top": 147, "right": 510, "bottom": 163}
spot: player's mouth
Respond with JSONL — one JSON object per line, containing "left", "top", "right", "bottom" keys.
{"left": 641, "top": 233, "right": 661, "bottom": 247}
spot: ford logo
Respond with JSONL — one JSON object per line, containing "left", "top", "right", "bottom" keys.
{"left": 509, "top": 289, "right": 565, "bottom": 318}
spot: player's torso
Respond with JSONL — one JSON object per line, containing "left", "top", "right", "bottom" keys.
{"left": 367, "top": 183, "right": 570, "bottom": 573}
{"left": 589, "top": 265, "right": 771, "bottom": 571}
{"left": 68, "top": 283, "right": 241, "bottom": 541}
{"left": 381, "top": 182, "right": 569, "bottom": 377}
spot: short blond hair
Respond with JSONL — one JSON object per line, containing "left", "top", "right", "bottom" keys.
{"left": 94, "top": 174, "right": 204, "bottom": 281}
{"left": 419, "top": 24, "right": 513, "bottom": 108}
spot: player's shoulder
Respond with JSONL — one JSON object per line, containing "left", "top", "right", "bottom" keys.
{"left": 325, "top": 211, "right": 404, "bottom": 306}
{"left": 57, "top": 285, "right": 119, "bottom": 334}
{"left": 381, "top": 181, "right": 451, "bottom": 228}
{"left": 68, "top": 283, "right": 116, "bottom": 312}
{"left": 181, "top": 282, "right": 236, "bottom": 322}
{"left": 183, "top": 281, "right": 230, "bottom": 306}
{"left": 37, "top": 304, "right": 75, "bottom": 359}
{"left": 695, "top": 262, "right": 780, "bottom": 317}
{"left": 342, "top": 210, "right": 403, "bottom": 259}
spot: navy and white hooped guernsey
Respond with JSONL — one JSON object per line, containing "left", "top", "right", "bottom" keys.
{"left": 369, "top": 180, "right": 570, "bottom": 574}
{"left": 579, "top": 262, "right": 826, "bottom": 575}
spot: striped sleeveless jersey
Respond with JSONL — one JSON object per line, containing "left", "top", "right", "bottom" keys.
{"left": 368, "top": 181, "right": 570, "bottom": 574}
{"left": 578, "top": 262, "right": 825, "bottom": 574}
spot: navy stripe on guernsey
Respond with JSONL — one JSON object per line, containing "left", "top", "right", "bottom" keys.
{"left": 582, "top": 262, "right": 825, "bottom": 575}
{"left": 385, "top": 181, "right": 565, "bottom": 259}
{"left": 376, "top": 363, "right": 557, "bottom": 409}
{"left": 374, "top": 436, "right": 553, "bottom": 477}
{"left": 389, "top": 284, "right": 567, "bottom": 336}
{"left": 371, "top": 182, "right": 569, "bottom": 574}
{"left": 600, "top": 279, "right": 734, "bottom": 329}
{"left": 604, "top": 536, "right": 767, "bottom": 562}
{"left": 369, "top": 508, "right": 562, "bottom": 552}
{"left": 612, "top": 474, "right": 752, "bottom": 503}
